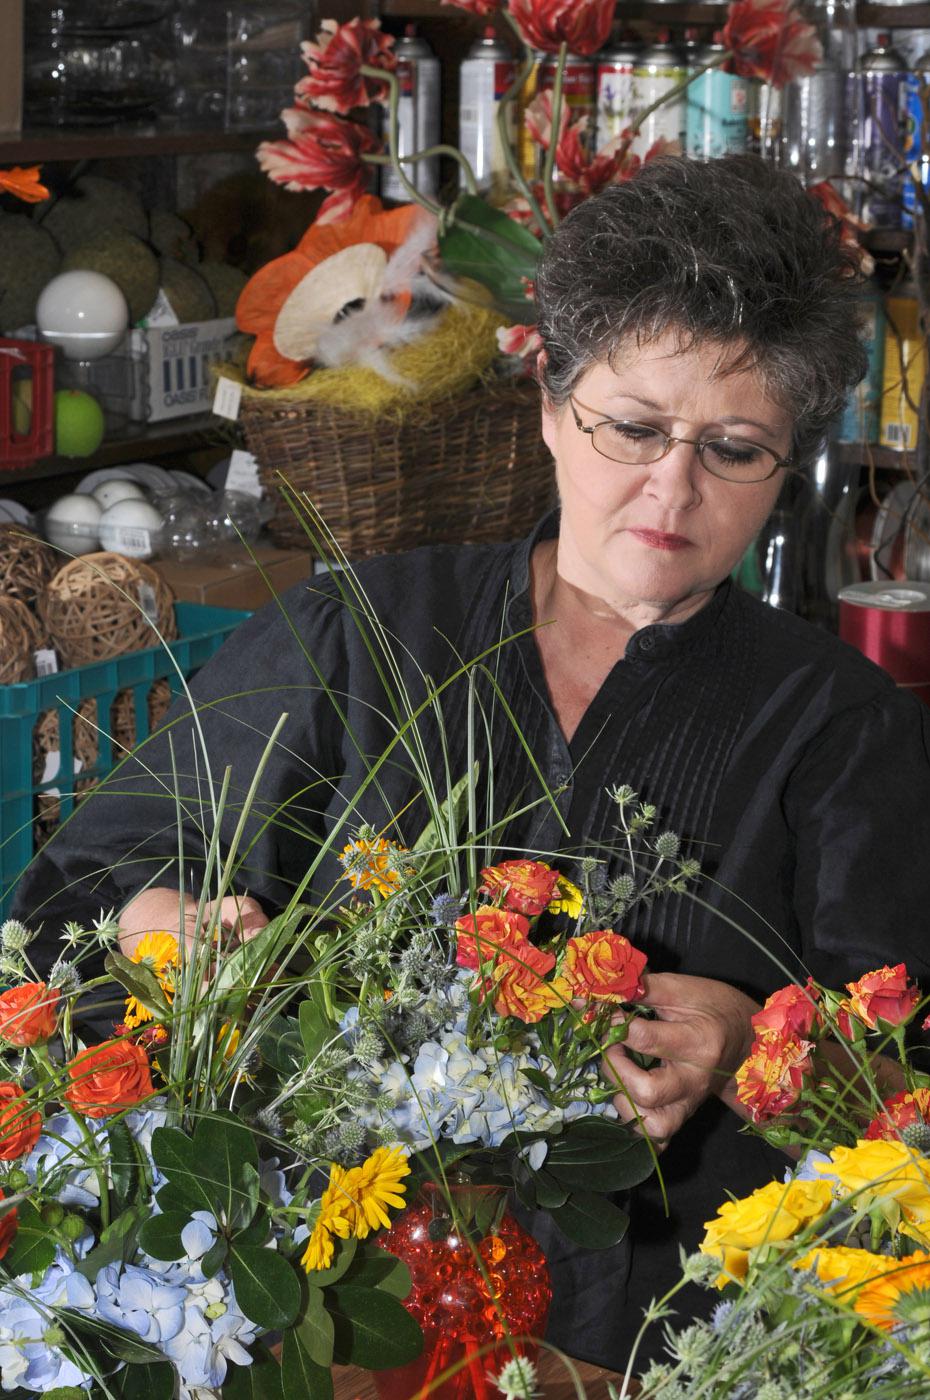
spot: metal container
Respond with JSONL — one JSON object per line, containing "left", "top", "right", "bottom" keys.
{"left": 836, "top": 290, "right": 886, "bottom": 444}
{"left": 380, "top": 26, "right": 441, "bottom": 201}
{"left": 540, "top": 52, "right": 596, "bottom": 173}
{"left": 748, "top": 81, "right": 782, "bottom": 157}
{"left": 852, "top": 35, "right": 909, "bottom": 227}
{"left": 596, "top": 40, "right": 639, "bottom": 149}
{"left": 880, "top": 285, "right": 926, "bottom": 452}
{"left": 517, "top": 48, "right": 545, "bottom": 180}
{"left": 459, "top": 27, "right": 517, "bottom": 192}
{"left": 631, "top": 34, "right": 686, "bottom": 155}
{"left": 685, "top": 40, "right": 750, "bottom": 158}
{"left": 781, "top": 53, "right": 846, "bottom": 179}
{"left": 903, "top": 44, "right": 930, "bottom": 227}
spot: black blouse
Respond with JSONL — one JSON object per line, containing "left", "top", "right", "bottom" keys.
{"left": 14, "top": 514, "right": 930, "bottom": 1368}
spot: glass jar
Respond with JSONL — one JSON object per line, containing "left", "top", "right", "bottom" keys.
{"left": 171, "top": 0, "right": 308, "bottom": 130}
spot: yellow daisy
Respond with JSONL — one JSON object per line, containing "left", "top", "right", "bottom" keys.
{"left": 123, "top": 931, "right": 179, "bottom": 1029}
{"left": 337, "top": 1145, "right": 411, "bottom": 1239}
{"left": 854, "top": 1251, "right": 930, "bottom": 1330}
{"left": 339, "top": 836, "right": 409, "bottom": 898}
{"left": 548, "top": 875, "right": 585, "bottom": 919}
{"left": 300, "top": 1197, "right": 352, "bottom": 1273}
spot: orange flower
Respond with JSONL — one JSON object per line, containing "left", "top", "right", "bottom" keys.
{"left": 0, "top": 165, "right": 49, "bottom": 204}
{"left": 865, "top": 1088, "right": 930, "bottom": 1142}
{"left": 236, "top": 194, "right": 429, "bottom": 387}
{"left": 454, "top": 905, "right": 535, "bottom": 971}
{"left": 846, "top": 963, "right": 921, "bottom": 1030}
{"left": 560, "top": 930, "right": 647, "bottom": 1005}
{"left": 0, "top": 1083, "right": 41, "bottom": 1161}
{"left": 64, "top": 1039, "right": 153, "bottom": 1119}
{"left": 854, "top": 1251, "right": 930, "bottom": 1329}
{"left": 0, "top": 1187, "right": 17, "bottom": 1261}
{"left": 735, "top": 1035, "right": 814, "bottom": 1122}
{"left": 478, "top": 859, "right": 560, "bottom": 917}
{"left": 487, "top": 952, "right": 566, "bottom": 1024}
{"left": 752, "top": 979, "right": 822, "bottom": 1041}
{"left": 716, "top": 0, "right": 821, "bottom": 89}
{"left": 0, "top": 982, "right": 59, "bottom": 1047}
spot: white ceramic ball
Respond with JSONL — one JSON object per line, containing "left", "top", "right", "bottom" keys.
{"left": 36, "top": 270, "right": 130, "bottom": 361}
{"left": 44, "top": 493, "right": 103, "bottom": 554}
{"left": 92, "top": 479, "right": 146, "bottom": 510}
{"left": 97, "top": 498, "right": 163, "bottom": 559}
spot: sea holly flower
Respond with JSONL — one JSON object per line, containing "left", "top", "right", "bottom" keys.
{"left": 0, "top": 1083, "right": 41, "bottom": 1161}
{"left": 478, "top": 859, "right": 560, "bottom": 916}
{"left": 64, "top": 1038, "right": 154, "bottom": 1119}
{"left": 845, "top": 963, "right": 921, "bottom": 1030}
{"left": 560, "top": 930, "right": 647, "bottom": 1006}
{"left": 716, "top": 0, "right": 822, "bottom": 88}
{"left": 123, "top": 930, "right": 179, "bottom": 1029}
{"left": 865, "top": 1088, "right": 930, "bottom": 1142}
{"left": 296, "top": 18, "right": 397, "bottom": 115}
{"left": 257, "top": 107, "right": 381, "bottom": 225}
{"left": 751, "top": 978, "right": 822, "bottom": 1041}
{"left": 509, "top": 0, "right": 614, "bottom": 56}
{"left": 734, "top": 1035, "right": 814, "bottom": 1122}
{"left": 0, "top": 981, "right": 59, "bottom": 1047}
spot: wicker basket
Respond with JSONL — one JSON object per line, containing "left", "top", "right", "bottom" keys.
{"left": 239, "top": 380, "right": 555, "bottom": 557}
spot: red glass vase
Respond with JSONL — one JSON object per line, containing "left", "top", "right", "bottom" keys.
{"left": 374, "top": 1182, "right": 552, "bottom": 1400}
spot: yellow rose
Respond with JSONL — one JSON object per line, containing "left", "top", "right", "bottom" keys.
{"left": 700, "top": 1178, "right": 832, "bottom": 1287}
{"left": 820, "top": 1140, "right": 930, "bottom": 1243}
{"left": 795, "top": 1245, "right": 894, "bottom": 1301}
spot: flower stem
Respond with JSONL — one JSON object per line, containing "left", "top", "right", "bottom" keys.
{"left": 540, "top": 43, "right": 567, "bottom": 229}
{"left": 362, "top": 66, "right": 482, "bottom": 208}
{"left": 34, "top": 1043, "right": 111, "bottom": 1232}
{"left": 495, "top": 31, "right": 551, "bottom": 237}
{"left": 365, "top": 145, "right": 479, "bottom": 195}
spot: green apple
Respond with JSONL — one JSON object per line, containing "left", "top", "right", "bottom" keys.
{"left": 54, "top": 389, "right": 106, "bottom": 458}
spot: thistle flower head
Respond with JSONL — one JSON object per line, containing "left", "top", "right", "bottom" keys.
{"left": 654, "top": 830, "right": 681, "bottom": 860}
{"left": 609, "top": 874, "right": 636, "bottom": 904}
{"left": 254, "top": 1105, "right": 283, "bottom": 1139}
{"left": 48, "top": 959, "right": 82, "bottom": 995}
{"left": 607, "top": 784, "right": 636, "bottom": 806}
{"left": 431, "top": 891, "right": 465, "bottom": 928}
{"left": 901, "top": 1122, "right": 930, "bottom": 1153}
{"left": 0, "top": 919, "right": 33, "bottom": 953}
{"left": 491, "top": 1356, "right": 540, "bottom": 1399}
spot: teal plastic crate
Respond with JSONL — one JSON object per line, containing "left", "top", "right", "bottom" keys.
{"left": 0, "top": 602, "right": 250, "bottom": 920}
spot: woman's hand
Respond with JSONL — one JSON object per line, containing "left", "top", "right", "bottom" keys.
{"left": 602, "top": 972, "right": 759, "bottom": 1146}
{"left": 118, "top": 886, "right": 269, "bottom": 961}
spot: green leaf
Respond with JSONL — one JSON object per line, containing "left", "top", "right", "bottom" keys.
{"left": 546, "top": 1118, "right": 655, "bottom": 1192}
{"left": 108, "top": 1361, "right": 174, "bottom": 1400}
{"left": 221, "top": 1345, "right": 283, "bottom": 1400}
{"left": 103, "top": 951, "right": 170, "bottom": 1018}
{"left": 299, "top": 998, "right": 332, "bottom": 1063}
{"left": 520, "top": 1067, "right": 552, "bottom": 1091}
{"left": 137, "top": 1210, "right": 190, "bottom": 1261}
{"left": 194, "top": 1111, "right": 259, "bottom": 1225}
{"left": 343, "top": 1248, "right": 412, "bottom": 1299}
{"left": 438, "top": 195, "right": 541, "bottom": 323}
{"left": 106, "top": 1122, "right": 138, "bottom": 1212}
{"left": 230, "top": 1243, "right": 300, "bottom": 1330}
{"left": 202, "top": 1237, "right": 228, "bottom": 1278}
{"left": 3, "top": 1200, "right": 55, "bottom": 1278}
{"left": 329, "top": 1285, "right": 423, "bottom": 1370}
{"left": 282, "top": 1327, "right": 334, "bottom": 1398}
{"left": 75, "top": 1204, "right": 148, "bottom": 1279}
{"left": 412, "top": 767, "right": 474, "bottom": 854}
{"left": 294, "top": 1285, "right": 335, "bottom": 1368}
{"left": 530, "top": 1168, "right": 569, "bottom": 1211}
{"left": 150, "top": 1127, "right": 220, "bottom": 1215}
{"left": 60, "top": 1313, "right": 165, "bottom": 1366}
{"left": 302, "top": 1235, "right": 357, "bottom": 1286}
{"left": 231, "top": 1161, "right": 261, "bottom": 1232}
{"left": 42, "top": 1389, "right": 87, "bottom": 1400}
{"left": 233, "top": 1206, "right": 270, "bottom": 1250}
{"left": 549, "top": 1191, "right": 631, "bottom": 1250}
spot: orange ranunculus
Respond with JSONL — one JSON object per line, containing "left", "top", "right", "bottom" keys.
{"left": 0, "top": 1083, "right": 41, "bottom": 1161}
{"left": 478, "top": 859, "right": 560, "bottom": 917}
{"left": 454, "top": 905, "right": 534, "bottom": 971}
{"left": 735, "top": 1035, "right": 814, "bottom": 1122}
{"left": 865, "top": 1088, "right": 930, "bottom": 1142}
{"left": 854, "top": 1251, "right": 930, "bottom": 1329}
{"left": 846, "top": 963, "right": 921, "bottom": 1030}
{"left": 751, "top": 978, "right": 822, "bottom": 1042}
{"left": 64, "top": 1039, "right": 153, "bottom": 1119}
{"left": 560, "top": 930, "right": 647, "bottom": 1005}
{"left": 0, "top": 1187, "right": 17, "bottom": 1260}
{"left": 0, "top": 982, "right": 59, "bottom": 1047}
{"left": 486, "top": 953, "right": 566, "bottom": 1024}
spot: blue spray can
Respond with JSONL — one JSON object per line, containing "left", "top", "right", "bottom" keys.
{"left": 836, "top": 289, "right": 886, "bottom": 444}
{"left": 903, "top": 46, "right": 930, "bottom": 229}
{"left": 685, "top": 41, "right": 750, "bottom": 158}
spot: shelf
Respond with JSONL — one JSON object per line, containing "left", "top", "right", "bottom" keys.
{"left": 0, "top": 126, "right": 277, "bottom": 164}
{"left": 0, "top": 414, "right": 223, "bottom": 484}
{"left": 833, "top": 441, "right": 916, "bottom": 470}
{"left": 856, "top": 3, "right": 930, "bottom": 25}
{"left": 379, "top": 0, "right": 930, "bottom": 20}
{"left": 861, "top": 228, "right": 912, "bottom": 254}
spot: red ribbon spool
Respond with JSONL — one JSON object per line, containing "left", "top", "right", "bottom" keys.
{"left": 839, "top": 582, "right": 930, "bottom": 707}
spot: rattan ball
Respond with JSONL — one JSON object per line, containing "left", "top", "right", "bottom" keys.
{"left": 0, "top": 595, "right": 42, "bottom": 684}
{"left": 41, "top": 552, "right": 176, "bottom": 667}
{"left": 0, "top": 525, "right": 58, "bottom": 609}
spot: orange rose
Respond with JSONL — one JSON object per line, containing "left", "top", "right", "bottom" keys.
{"left": 454, "top": 906, "right": 533, "bottom": 971}
{"left": 478, "top": 859, "right": 560, "bottom": 916}
{"left": 865, "top": 1088, "right": 930, "bottom": 1142}
{"left": 560, "top": 930, "right": 647, "bottom": 1005}
{"left": 752, "top": 978, "right": 822, "bottom": 1041}
{"left": 64, "top": 1038, "right": 153, "bottom": 1119}
{"left": 846, "top": 964, "right": 921, "bottom": 1030}
{"left": 0, "top": 982, "right": 59, "bottom": 1047}
{"left": 0, "top": 1082, "right": 41, "bottom": 1160}
{"left": 0, "top": 1187, "right": 17, "bottom": 1260}
{"left": 486, "top": 953, "right": 566, "bottom": 1024}
{"left": 735, "top": 1035, "right": 814, "bottom": 1122}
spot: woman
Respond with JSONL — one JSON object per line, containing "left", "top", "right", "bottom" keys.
{"left": 14, "top": 156, "right": 930, "bottom": 1369}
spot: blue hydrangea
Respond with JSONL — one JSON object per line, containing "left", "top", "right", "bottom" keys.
{"left": 23, "top": 1111, "right": 108, "bottom": 1208}
{"left": 95, "top": 1262, "right": 187, "bottom": 1346}
{"left": 0, "top": 1256, "right": 95, "bottom": 1391}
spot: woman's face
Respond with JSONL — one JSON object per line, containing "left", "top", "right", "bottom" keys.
{"left": 541, "top": 333, "right": 794, "bottom": 620}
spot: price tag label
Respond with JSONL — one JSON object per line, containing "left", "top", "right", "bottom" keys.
{"left": 226, "top": 449, "right": 263, "bottom": 499}
{"left": 213, "top": 375, "right": 243, "bottom": 421}
{"left": 144, "top": 287, "right": 181, "bottom": 328}
{"left": 137, "top": 581, "right": 160, "bottom": 627}
{"left": 34, "top": 648, "right": 59, "bottom": 676}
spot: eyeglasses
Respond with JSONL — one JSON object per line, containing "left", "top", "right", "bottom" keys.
{"left": 569, "top": 396, "right": 791, "bottom": 484}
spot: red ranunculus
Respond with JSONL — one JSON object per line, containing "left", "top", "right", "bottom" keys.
{"left": 295, "top": 19, "right": 397, "bottom": 116}
{"left": 0, "top": 1187, "right": 17, "bottom": 1260}
{"left": 846, "top": 964, "right": 921, "bottom": 1030}
{"left": 0, "top": 1083, "right": 41, "bottom": 1161}
{"left": 454, "top": 905, "right": 534, "bottom": 970}
{"left": 478, "top": 859, "right": 560, "bottom": 916}
{"left": 509, "top": 0, "right": 614, "bottom": 56}
{"left": 441, "top": 0, "right": 501, "bottom": 14}
{"left": 716, "top": 0, "right": 821, "bottom": 89}
{"left": 560, "top": 930, "right": 647, "bottom": 1005}
{"left": 865, "top": 1088, "right": 930, "bottom": 1142}
{"left": 64, "top": 1039, "right": 154, "bottom": 1119}
{"left": 752, "top": 978, "right": 822, "bottom": 1041}
{"left": 0, "top": 982, "right": 59, "bottom": 1048}
{"left": 734, "top": 1035, "right": 814, "bottom": 1122}
{"left": 258, "top": 108, "right": 381, "bottom": 224}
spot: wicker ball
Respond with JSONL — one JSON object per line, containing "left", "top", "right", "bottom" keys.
{"left": 0, "top": 525, "right": 58, "bottom": 608}
{"left": 41, "top": 552, "right": 176, "bottom": 667}
{"left": 0, "top": 595, "right": 43, "bottom": 684}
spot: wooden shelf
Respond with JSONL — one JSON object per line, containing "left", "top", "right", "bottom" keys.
{"left": 0, "top": 126, "right": 276, "bottom": 164}
{"left": 379, "top": 0, "right": 930, "bottom": 20}
{"left": 0, "top": 414, "right": 223, "bottom": 485}
{"left": 834, "top": 441, "right": 915, "bottom": 470}
{"left": 856, "top": 3, "right": 930, "bottom": 26}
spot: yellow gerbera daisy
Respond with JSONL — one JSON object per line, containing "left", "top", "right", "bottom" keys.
{"left": 854, "top": 1251, "right": 930, "bottom": 1330}
{"left": 300, "top": 1197, "right": 352, "bottom": 1273}
{"left": 339, "top": 836, "right": 409, "bottom": 898}
{"left": 337, "top": 1145, "right": 411, "bottom": 1239}
{"left": 548, "top": 874, "right": 585, "bottom": 919}
{"left": 123, "top": 931, "right": 179, "bottom": 1029}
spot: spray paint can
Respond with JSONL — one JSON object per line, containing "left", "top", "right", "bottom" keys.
{"left": 855, "top": 35, "right": 909, "bottom": 227}
{"left": 748, "top": 81, "right": 781, "bottom": 157}
{"left": 459, "top": 28, "right": 517, "bottom": 192}
{"left": 781, "top": 51, "right": 846, "bottom": 180}
{"left": 539, "top": 52, "right": 596, "bottom": 175}
{"left": 903, "top": 45, "right": 930, "bottom": 228}
{"left": 880, "top": 284, "right": 926, "bottom": 452}
{"left": 685, "top": 40, "right": 750, "bottom": 158}
{"left": 836, "top": 290, "right": 886, "bottom": 444}
{"left": 596, "top": 40, "right": 639, "bottom": 149}
{"left": 517, "top": 49, "right": 546, "bottom": 181}
{"left": 631, "top": 32, "right": 687, "bottom": 155}
{"left": 380, "top": 26, "right": 441, "bottom": 202}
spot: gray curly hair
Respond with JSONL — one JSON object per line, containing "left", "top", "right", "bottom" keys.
{"left": 535, "top": 155, "right": 869, "bottom": 467}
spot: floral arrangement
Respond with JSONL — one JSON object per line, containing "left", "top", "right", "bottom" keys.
{"left": 626, "top": 961, "right": 930, "bottom": 1398}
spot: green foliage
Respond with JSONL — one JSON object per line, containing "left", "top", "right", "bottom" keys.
{"left": 328, "top": 1284, "right": 424, "bottom": 1370}
{"left": 222, "top": 1346, "right": 285, "bottom": 1400}
{"left": 438, "top": 196, "right": 540, "bottom": 324}
{"left": 150, "top": 1112, "right": 258, "bottom": 1226}
{"left": 3, "top": 1199, "right": 56, "bottom": 1277}
{"left": 103, "top": 951, "right": 170, "bottom": 1021}
{"left": 229, "top": 1242, "right": 300, "bottom": 1330}
{"left": 549, "top": 1191, "right": 631, "bottom": 1250}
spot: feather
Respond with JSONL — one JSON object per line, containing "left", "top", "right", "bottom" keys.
{"left": 379, "top": 209, "right": 439, "bottom": 298}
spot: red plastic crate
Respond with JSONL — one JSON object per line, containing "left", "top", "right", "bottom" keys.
{"left": 0, "top": 336, "right": 54, "bottom": 467}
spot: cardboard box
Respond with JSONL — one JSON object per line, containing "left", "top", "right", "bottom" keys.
{"left": 87, "top": 318, "right": 240, "bottom": 423}
{"left": 153, "top": 547, "right": 313, "bottom": 612}
{"left": 0, "top": 0, "right": 22, "bottom": 134}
